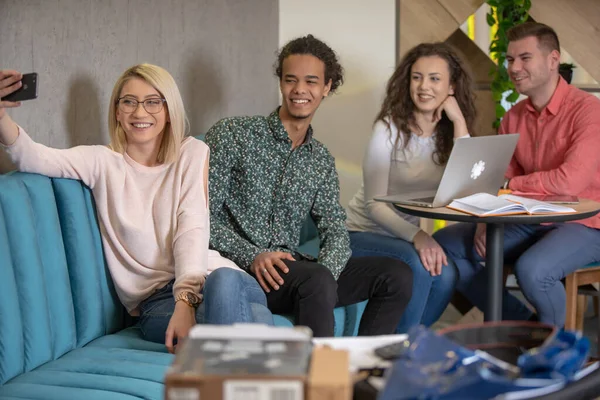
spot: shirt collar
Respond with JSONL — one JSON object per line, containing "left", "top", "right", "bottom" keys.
{"left": 267, "top": 107, "right": 315, "bottom": 150}
{"left": 525, "top": 76, "right": 569, "bottom": 116}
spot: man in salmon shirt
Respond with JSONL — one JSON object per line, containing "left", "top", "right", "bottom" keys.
{"left": 433, "top": 22, "right": 600, "bottom": 327}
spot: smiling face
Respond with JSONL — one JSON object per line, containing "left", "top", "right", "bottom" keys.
{"left": 506, "top": 36, "right": 559, "bottom": 97}
{"left": 115, "top": 77, "right": 168, "bottom": 148}
{"left": 409, "top": 56, "right": 454, "bottom": 116}
{"left": 279, "top": 54, "right": 331, "bottom": 120}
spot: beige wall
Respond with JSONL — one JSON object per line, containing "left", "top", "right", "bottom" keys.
{"left": 279, "top": 0, "right": 396, "bottom": 208}
{"left": 0, "top": 0, "right": 279, "bottom": 173}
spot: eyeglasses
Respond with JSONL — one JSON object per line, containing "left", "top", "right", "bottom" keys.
{"left": 116, "top": 97, "right": 166, "bottom": 114}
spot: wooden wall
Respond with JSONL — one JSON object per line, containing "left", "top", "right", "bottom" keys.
{"left": 398, "top": 0, "right": 495, "bottom": 136}
{"left": 529, "top": 0, "right": 600, "bottom": 82}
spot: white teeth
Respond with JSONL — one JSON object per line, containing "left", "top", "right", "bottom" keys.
{"left": 292, "top": 99, "right": 308, "bottom": 104}
{"left": 132, "top": 123, "right": 151, "bottom": 128}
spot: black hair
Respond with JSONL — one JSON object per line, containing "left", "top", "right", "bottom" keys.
{"left": 275, "top": 34, "right": 344, "bottom": 93}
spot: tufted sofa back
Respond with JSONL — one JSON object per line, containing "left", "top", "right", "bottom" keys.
{"left": 0, "top": 172, "right": 125, "bottom": 385}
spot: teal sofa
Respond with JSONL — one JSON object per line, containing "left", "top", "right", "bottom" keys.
{"left": 0, "top": 171, "right": 366, "bottom": 399}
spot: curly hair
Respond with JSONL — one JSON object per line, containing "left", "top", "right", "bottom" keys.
{"left": 376, "top": 42, "right": 477, "bottom": 165}
{"left": 275, "top": 34, "right": 344, "bottom": 94}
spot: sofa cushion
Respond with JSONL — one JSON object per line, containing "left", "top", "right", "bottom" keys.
{"left": 0, "top": 327, "right": 173, "bottom": 400}
{"left": 299, "top": 214, "right": 319, "bottom": 246}
{"left": 2, "top": 367, "right": 165, "bottom": 399}
{"left": 272, "top": 309, "right": 346, "bottom": 336}
{"left": 297, "top": 236, "right": 320, "bottom": 258}
{"left": 86, "top": 327, "right": 168, "bottom": 353}
{"left": 0, "top": 384, "right": 145, "bottom": 400}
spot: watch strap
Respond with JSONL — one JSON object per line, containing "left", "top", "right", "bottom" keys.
{"left": 175, "top": 291, "right": 201, "bottom": 308}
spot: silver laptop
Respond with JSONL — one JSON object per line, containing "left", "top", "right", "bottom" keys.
{"left": 375, "top": 134, "right": 519, "bottom": 208}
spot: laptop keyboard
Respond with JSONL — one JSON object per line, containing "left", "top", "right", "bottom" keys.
{"left": 409, "top": 196, "right": 435, "bottom": 203}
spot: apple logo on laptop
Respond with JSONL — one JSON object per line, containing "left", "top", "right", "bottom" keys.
{"left": 471, "top": 161, "right": 485, "bottom": 179}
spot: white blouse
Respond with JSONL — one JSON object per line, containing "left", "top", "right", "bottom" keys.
{"left": 346, "top": 119, "right": 447, "bottom": 241}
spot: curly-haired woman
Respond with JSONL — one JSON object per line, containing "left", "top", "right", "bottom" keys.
{"left": 346, "top": 42, "right": 478, "bottom": 333}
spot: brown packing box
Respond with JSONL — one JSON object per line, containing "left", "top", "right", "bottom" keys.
{"left": 307, "top": 346, "right": 351, "bottom": 400}
{"left": 165, "top": 340, "right": 352, "bottom": 400}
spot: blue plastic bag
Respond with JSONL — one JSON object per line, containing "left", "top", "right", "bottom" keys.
{"left": 378, "top": 326, "right": 589, "bottom": 400}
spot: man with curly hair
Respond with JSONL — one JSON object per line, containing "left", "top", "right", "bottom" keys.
{"left": 205, "top": 34, "right": 413, "bottom": 337}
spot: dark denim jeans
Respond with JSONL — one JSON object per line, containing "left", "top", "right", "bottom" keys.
{"left": 349, "top": 231, "right": 458, "bottom": 333}
{"left": 138, "top": 268, "right": 273, "bottom": 344}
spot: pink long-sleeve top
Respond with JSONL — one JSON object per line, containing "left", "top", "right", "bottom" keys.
{"left": 2, "top": 127, "right": 240, "bottom": 314}
{"left": 499, "top": 77, "right": 600, "bottom": 229}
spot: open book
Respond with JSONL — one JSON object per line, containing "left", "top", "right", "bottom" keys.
{"left": 447, "top": 193, "right": 576, "bottom": 217}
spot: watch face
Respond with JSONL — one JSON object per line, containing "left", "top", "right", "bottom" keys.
{"left": 186, "top": 292, "right": 201, "bottom": 306}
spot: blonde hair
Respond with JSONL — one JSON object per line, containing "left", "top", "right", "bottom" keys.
{"left": 108, "top": 64, "right": 188, "bottom": 164}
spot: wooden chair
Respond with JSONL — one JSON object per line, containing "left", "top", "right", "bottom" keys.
{"left": 451, "top": 264, "right": 600, "bottom": 332}
{"left": 565, "top": 265, "right": 600, "bottom": 332}
{"left": 506, "top": 264, "right": 600, "bottom": 334}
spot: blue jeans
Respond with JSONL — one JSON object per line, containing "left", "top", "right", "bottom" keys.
{"left": 433, "top": 222, "right": 600, "bottom": 327}
{"left": 138, "top": 268, "right": 273, "bottom": 344}
{"left": 349, "top": 231, "right": 458, "bottom": 333}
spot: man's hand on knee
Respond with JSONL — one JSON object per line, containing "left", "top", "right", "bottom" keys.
{"left": 250, "top": 251, "right": 295, "bottom": 293}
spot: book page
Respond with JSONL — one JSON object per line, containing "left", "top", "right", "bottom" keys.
{"left": 449, "top": 193, "right": 525, "bottom": 216}
{"left": 500, "top": 194, "right": 576, "bottom": 214}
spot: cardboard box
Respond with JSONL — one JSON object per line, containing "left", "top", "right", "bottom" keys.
{"left": 307, "top": 346, "right": 351, "bottom": 400}
{"left": 165, "top": 324, "right": 350, "bottom": 400}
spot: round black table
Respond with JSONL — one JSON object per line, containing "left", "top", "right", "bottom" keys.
{"left": 393, "top": 199, "right": 600, "bottom": 322}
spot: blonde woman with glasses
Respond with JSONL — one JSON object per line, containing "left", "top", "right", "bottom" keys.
{"left": 0, "top": 64, "right": 273, "bottom": 354}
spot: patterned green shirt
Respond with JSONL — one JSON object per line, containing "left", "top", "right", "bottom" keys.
{"left": 206, "top": 108, "right": 351, "bottom": 279}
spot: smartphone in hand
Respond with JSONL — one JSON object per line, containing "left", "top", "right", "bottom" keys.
{"left": 1, "top": 73, "right": 38, "bottom": 102}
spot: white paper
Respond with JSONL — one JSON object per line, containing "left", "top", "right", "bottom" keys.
{"left": 189, "top": 323, "right": 312, "bottom": 341}
{"left": 312, "top": 334, "right": 407, "bottom": 372}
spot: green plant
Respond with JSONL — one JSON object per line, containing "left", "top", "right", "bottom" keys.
{"left": 486, "top": 0, "right": 531, "bottom": 130}
{"left": 559, "top": 62, "right": 576, "bottom": 83}
{"left": 559, "top": 62, "right": 576, "bottom": 71}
